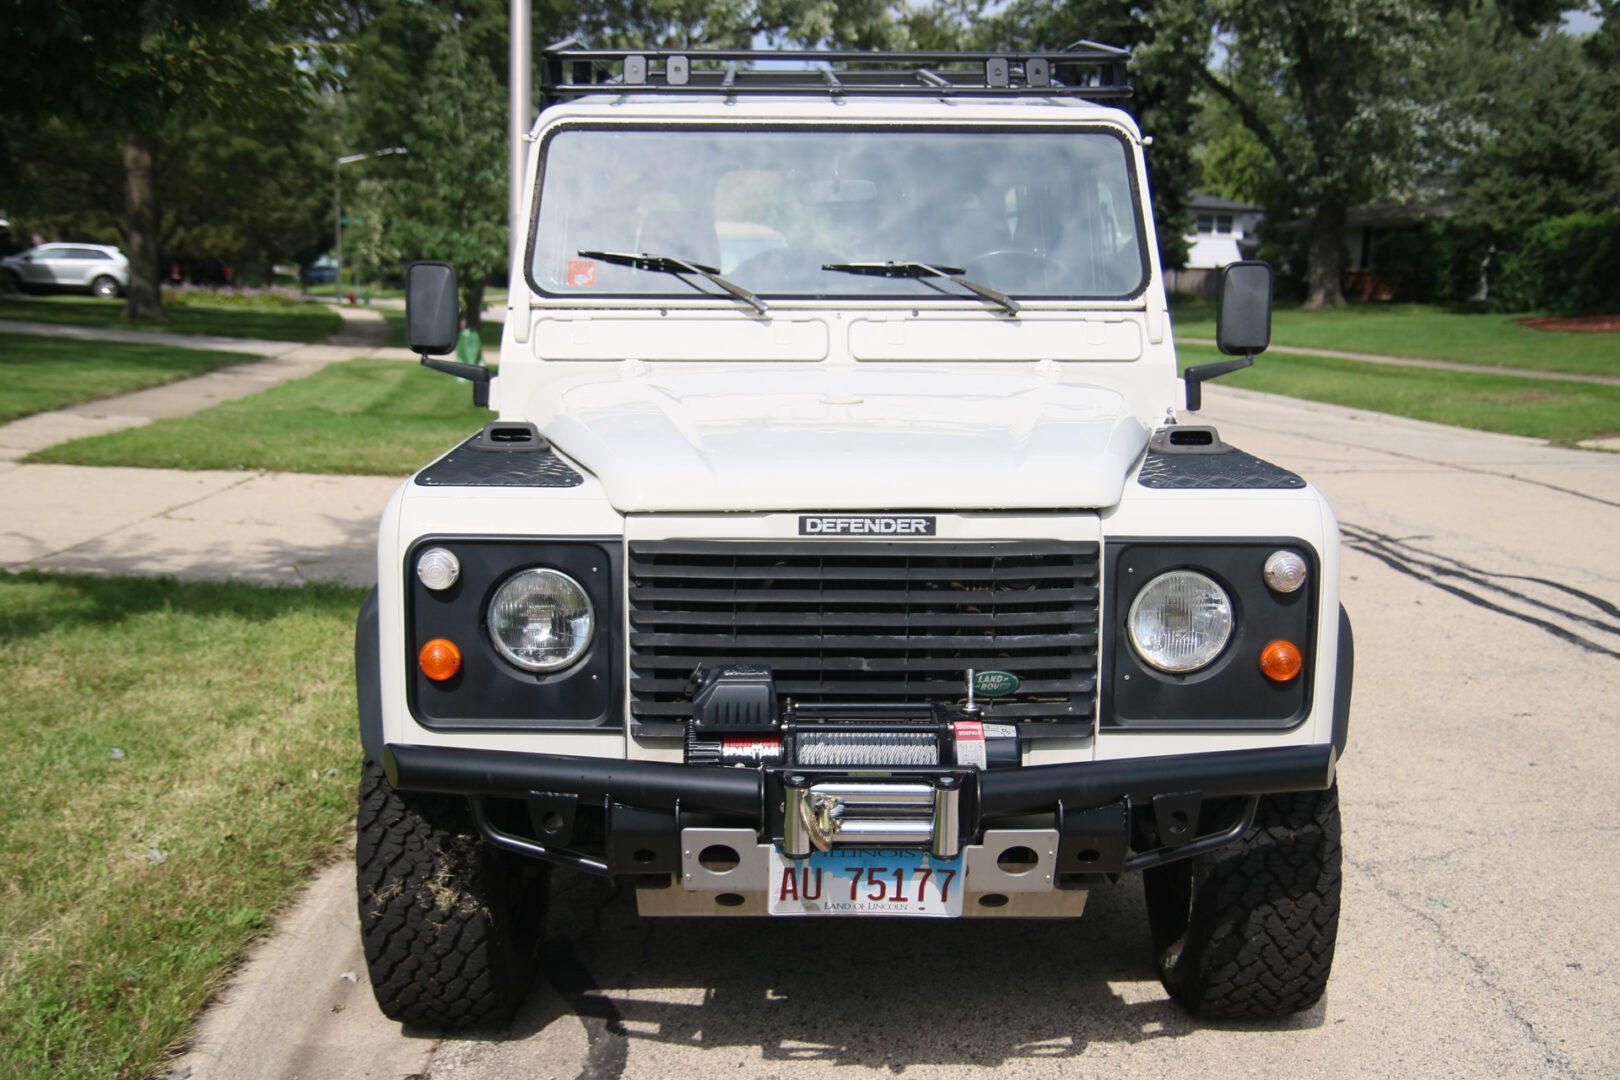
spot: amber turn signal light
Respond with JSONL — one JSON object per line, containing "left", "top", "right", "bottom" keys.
{"left": 418, "top": 638, "right": 462, "bottom": 681}
{"left": 1259, "top": 640, "right": 1303, "bottom": 682}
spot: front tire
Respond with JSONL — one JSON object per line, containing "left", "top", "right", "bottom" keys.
{"left": 356, "top": 761, "right": 547, "bottom": 1028}
{"left": 1143, "top": 785, "right": 1342, "bottom": 1018}
{"left": 90, "top": 274, "right": 120, "bottom": 299}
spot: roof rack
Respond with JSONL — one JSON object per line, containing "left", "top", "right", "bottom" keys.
{"left": 539, "top": 41, "right": 1132, "bottom": 108}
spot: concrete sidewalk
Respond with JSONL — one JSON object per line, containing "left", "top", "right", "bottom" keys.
{"left": 0, "top": 318, "right": 306, "bottom": 356}
{"left": 0, "top": 462, "right": 399, "bottom": 585}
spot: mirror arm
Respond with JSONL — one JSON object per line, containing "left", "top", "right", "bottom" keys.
{"left": 1182, "top": 353, "right": 1253, "bottom": 412}
{"left": 419, "top": 356, "right": 491, "bottom": 408}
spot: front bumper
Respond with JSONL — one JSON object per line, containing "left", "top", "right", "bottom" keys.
{"left": 383, "top": 741, "right": 1336, "bottom": 884}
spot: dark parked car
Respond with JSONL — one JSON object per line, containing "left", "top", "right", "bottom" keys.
{"left": 162, "top": 254, "right": 234, "bottom": 286}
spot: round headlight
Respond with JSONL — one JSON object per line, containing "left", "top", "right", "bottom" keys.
{"left": 487, "top": 568, "right": 595, "bottom": 672}
{"left": 1127, "top": 570, "right": 1234, "bottom": 673}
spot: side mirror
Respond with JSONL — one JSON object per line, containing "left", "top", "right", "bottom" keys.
{"left": 406, "top": 260, "right": 458, "bottom": 355}
{"left": 1215, "top": 260, "right": 1272, "bottom": 356}
{"left": 1184, "top": 260, "right": 1271, "bottom": 411}
{"left": 407, "top": 260, "right": 492, "bottom": 408}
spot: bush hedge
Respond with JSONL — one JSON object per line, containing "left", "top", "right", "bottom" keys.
{"left": 1489, "top": 211, "right": 1620, "bottom": 315}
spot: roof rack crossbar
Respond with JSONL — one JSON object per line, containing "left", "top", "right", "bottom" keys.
{"left": 538, "top": 45, "right": 1133, "bottom": 107}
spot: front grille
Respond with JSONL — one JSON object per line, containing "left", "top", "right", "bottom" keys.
{"left": 628, "top": 540, "right": 1099, "bottom": 724}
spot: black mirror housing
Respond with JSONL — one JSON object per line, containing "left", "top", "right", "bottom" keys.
{"left": 1215, "top": 260, "right": 1272, "bottom": 356}
{"left": 406, "top": 261, "right": 458, "bottom": 355}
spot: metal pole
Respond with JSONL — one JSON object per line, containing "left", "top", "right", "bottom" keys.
{"left": 333, "top": 158, "right": 342, "bottom": 303}
{"left": 333, "top": 148, "right": 407, "bottom": 305}
{"left": 509, "top": 0, "right": 531, "bottom": 288}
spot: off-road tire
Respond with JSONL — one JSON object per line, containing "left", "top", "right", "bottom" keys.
{"left": 1142, "top": 785, "right": 1341, "bottom": 1019}
{"left": 356, "top": 761, "right": 547, "bottom": 1028}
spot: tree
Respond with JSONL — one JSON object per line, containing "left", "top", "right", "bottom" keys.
{"left": 1, "top": 2, "right": 342, "bottom": 320}
{"left": 385, "top": 17, "right": 509, "bottom": 332}
{"left": 1194, "top": 0, "right": 1572, "bottom": 308}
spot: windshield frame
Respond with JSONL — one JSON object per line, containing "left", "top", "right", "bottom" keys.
{"left": 523, "top": 120, "right": 1154, "bottom": 307}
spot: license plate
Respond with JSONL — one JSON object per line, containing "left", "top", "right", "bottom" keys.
{"left": 768, "top": 847, "right": 964, "bottom": 917}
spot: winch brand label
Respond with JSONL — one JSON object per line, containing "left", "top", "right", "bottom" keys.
{"left": 798, "top": 515, "right": 936, "bottom": 536}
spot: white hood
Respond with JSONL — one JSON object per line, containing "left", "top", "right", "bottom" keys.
{"left": 525, "top": 365, "right": 1148, "bottom": 513}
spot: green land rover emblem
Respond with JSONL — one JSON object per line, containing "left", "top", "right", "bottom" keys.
{"left": 972, "top": 670, "right": 1021, "bottom": 697}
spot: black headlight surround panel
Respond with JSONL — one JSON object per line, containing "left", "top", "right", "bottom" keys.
{"left": 1102, "top": 540, "right": 1318, "bottom": 730}
{"left": 405, "top": 536, "right": 622, "bottom": 730}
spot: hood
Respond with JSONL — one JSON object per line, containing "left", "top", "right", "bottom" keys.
{"left": 526, "top": 365, "right": 1149, "bottom": 513}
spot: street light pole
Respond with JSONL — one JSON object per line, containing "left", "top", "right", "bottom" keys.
{"left": 334, "top": 146, "right": 408, "bottom": 304}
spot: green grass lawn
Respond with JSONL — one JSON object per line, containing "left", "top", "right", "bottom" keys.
{"left": 0, "top": 572, "right": 363, "bottom": 1080}
{"left": 0, "top": 296, "right": 343, "bottom": 343}
{"left": 377, "top": 307, "right": 504, "bottom": 351}
{"left": 0, "top": 334, "right": 248, "bottom": 425}
{"left": 1170, "top": 299, "right": 1619, "bottom": 378}
{"left": 28, "top": 355, "right": 491, "bottom": 474}
{"left": 1181, "top": 343, "right": 1620, "bottom": 445}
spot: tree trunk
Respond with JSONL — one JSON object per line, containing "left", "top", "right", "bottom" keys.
{"left": 1303, "top": 199, "right": 1348, "bottom": 310}
{"left": 122, "top": 129, "right": 165, "bottom": 322}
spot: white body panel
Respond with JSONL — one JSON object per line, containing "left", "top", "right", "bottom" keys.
{"left": 374, "top": 89, "right": 1345, "bottom": 780}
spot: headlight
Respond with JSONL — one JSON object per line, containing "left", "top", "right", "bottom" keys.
{"left": 1126, "top": 570, "right": 1233, "bottom": 673}
{"left": 487, "top": 568, "right": 595, "bottom": 672}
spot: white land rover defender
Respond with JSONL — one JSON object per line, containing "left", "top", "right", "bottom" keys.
{"left": 355, "top": 44, "right": 1352, "bottom": 1028}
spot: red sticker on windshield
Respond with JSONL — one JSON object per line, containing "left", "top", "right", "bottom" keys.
{"left": 566, "top": 259, "right": 596, "bottom": 287}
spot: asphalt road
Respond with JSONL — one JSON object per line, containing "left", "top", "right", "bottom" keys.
{"left": 171, "top": 384, "right": 1620, "bottom": 1080}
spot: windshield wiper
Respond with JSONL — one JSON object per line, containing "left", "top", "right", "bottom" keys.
{"left": 577, "top": 249, "right": 768, "bottom": 314}
{"left": 821, "top": 260, "right": 1020, "bottom": 315}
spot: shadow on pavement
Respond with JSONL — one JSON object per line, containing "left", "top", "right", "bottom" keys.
{"left": 457, "top": 866, "right": 1324, "bottom": 1074}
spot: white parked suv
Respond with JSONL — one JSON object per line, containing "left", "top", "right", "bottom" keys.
{"left": 0, "top": 242, "right": 128, "bottom": 298}
{"left": 355, "top": 44, "right": 1353, "bottom": 1029}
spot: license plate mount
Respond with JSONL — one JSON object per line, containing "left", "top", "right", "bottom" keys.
{"left": 768, "top": 846, "right": 964, "bottom": 917}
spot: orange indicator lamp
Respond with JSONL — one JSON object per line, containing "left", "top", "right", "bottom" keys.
{"left": 418, "top": 638, "right": 462, "bottom": 681}
{"left": 1259, "top": 640, "right": 1303, "bottom": 682}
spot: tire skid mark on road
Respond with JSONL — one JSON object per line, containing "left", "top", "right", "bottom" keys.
{"left": 1342, "top": 523, "right": 1620, "bottom": 661}
{"left": 1344, "top": 524, "right": 1620, "bottom": 635}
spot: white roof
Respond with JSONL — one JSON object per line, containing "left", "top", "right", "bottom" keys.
{"left": 535, "top": 94, "right": 1143, "bottom": 138}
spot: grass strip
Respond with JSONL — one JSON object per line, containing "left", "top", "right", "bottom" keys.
{"left": 1181, "top": 343, "right": 1620, "bottom": 445}
{"left": 377, "top": 307, "right": 504, "bottom": 351}
{"left": 0, "top": 335, "right": 248, "bottom": 425}
{"left": 0, "top": 572, "right": 365, "bottom": 1080}
{"left": 1170, "top": 299, "right": 1619, "bottom": 378}
{"left": 0, "top": 296, "right": 342, "bottom": 343}
{"left": 28, "top": 355, "right": 490, "bottom": 475}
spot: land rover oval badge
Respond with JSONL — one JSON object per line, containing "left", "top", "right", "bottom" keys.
{"left": 972, "top": 670, "right": 1020, "bottom": 697}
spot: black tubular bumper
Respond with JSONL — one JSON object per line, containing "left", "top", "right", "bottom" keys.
{"left": 383, "top": 742, "right": 1336, "bottom": 820}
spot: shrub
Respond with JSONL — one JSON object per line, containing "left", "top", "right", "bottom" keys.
{"left": 1490, "top": 211, "right": 1620, "bottom": 315}
{"left": 160, "top": 284, "right": 309, "bottom": 309}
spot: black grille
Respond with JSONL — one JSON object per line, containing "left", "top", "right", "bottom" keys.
{"left": 628, "top": 540, "right": 1099, "bottom": 724}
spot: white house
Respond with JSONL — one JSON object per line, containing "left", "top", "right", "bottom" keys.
{"left": 1183, "top": 192, "right": 1264, "bottom": 269}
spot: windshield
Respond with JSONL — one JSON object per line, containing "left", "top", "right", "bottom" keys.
{"left": 531, "top": 126, "right": 1147, "bottom": 301}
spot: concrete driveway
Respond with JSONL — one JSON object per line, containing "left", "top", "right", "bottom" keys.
{"left": 168, "top": 385, "right": 1620, "bottom": 1080}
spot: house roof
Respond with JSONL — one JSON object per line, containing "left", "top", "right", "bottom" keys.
{"left": 1188, "top": 191, "right": 1261, "bottom": 212}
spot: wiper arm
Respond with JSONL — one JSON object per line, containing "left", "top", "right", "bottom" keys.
{"left": 822, "top": 260, "right": 1020, "bottom": 315}
{"left": 578, "top": 249, "right": 768, "bottom": 315}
